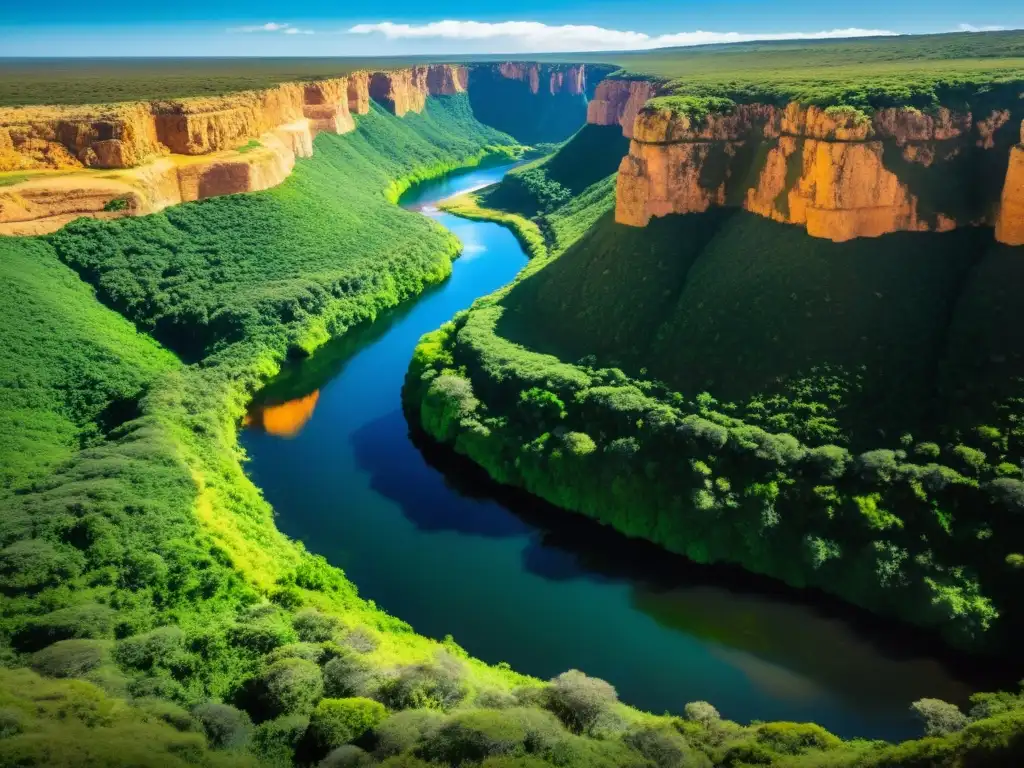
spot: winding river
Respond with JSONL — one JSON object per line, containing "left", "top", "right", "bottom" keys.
{"left": 241, "top": 162, "right": 978, "bottom": 742}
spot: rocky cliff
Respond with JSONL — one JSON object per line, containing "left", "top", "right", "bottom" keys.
{"left": 996, "top": 122, "right": 1024, "bottom": 245}
{"left": 608, "top": 92, "right": 1024, "bottom": 245}
{"left": 0, "top": 64, "right": 492, "bottom": 234}
{"left": 586, "top": 79, "right": 660, "bottom": 138}
{"left": 495, "top": 62, "right": 588, "bottom": 96}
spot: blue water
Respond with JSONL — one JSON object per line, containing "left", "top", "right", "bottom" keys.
{"left": 241, "top": 163, "right": 974, "bottom": 741}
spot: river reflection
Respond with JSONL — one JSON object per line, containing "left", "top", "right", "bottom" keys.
{"left": 245, "top": 391, "right": 321, "bottom": 438}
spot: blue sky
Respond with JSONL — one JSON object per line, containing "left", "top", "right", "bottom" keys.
{"left": 2, "top": 1, "right": 1021, "bottom": 56}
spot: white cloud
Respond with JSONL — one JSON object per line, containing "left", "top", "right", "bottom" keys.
{"left": 230, "top": 22, "right": 314, "bottom": 35}
{"left": 347, "top": 20, "right": 897, "bottom": 52}
{"left": 958, "top": 23, "right": 1006, "bottom": 32}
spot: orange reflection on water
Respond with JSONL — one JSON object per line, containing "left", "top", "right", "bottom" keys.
{"left": 244, "top": 390, "right": 320, "bottom": 438}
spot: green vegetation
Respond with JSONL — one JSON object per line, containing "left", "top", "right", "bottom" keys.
{"left": 601, "top": 31, "right": 1024, "bottom": 114}
{"left": 405, "top": 121, "right": 1024, "bottom": 658}
{"left": 237, "top": 140, "right": 263, "bottom": 154}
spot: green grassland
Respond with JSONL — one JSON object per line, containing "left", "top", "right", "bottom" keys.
{"left": 4, "top": 31, "right": 1024, "bottom": 111}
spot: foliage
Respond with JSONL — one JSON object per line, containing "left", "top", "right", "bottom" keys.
{"left": 308, "top": 698, "right": 386, "bottom": 753}
{"left": 543, "top": 671, "right": 619, "bottom": 735}
{"left": 911, "top": 698, "right": 970, "bottom": 736}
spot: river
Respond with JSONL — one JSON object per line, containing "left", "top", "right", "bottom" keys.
{"left": 241, "top": 161, "right": 977, "bottom": 742}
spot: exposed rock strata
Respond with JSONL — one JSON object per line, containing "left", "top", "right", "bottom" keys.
{"left": 614, "top": 101, "right": 1023, "bottom": 244}
{"left": 995, "top": 121, "right": 1024, "bottom": 246}
{"left": 587, "top": 79, "right": 659, "bottom": 138}
{"left": 494, "top": 62, "right": 589, "bottom": 96}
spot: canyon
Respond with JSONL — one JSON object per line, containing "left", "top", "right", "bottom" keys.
{"left": 0, "top": 63, "right": 591, "bottom": 234}
{"left": 588, "top": 79, "right": 1024, "bottom": 245}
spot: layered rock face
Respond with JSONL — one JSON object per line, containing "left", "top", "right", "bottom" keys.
{"left": 587, "top": 79, "right": 659, "bottom": 138}
{"left": 369, "top": 65, "right": 468, "bottom": 117}
{"left": 494, "top": 62, "right": 589, "bottom": 96}
{"left": 614, "top": 97, "right": 1024, "bottom": 244}
{"left": 995, "top": 122, "right": 1024, "bottom": 246}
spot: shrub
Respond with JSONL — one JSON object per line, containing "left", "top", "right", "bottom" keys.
{"left": 952, "top": 445, "right": 987, "bottom": 476}
{"left": 323, "top": 649, "right": 374, "bottom": 698}
{"left": 544, "top": 670, "right": 619, "bottom": 734}
{"left": 624, "top": 724, "right": 709, "bottom": 768}
{"left": 320, "top": 745, "right": 374, "bottom": 767}
{"left": 911, "top": 698, "right": 968, "bottom": 736}
{"left": 192, "top": 702, "right": 253, "bottom": 749}
{"left": 114, "top": 626, "right": 185, "bottom": 670}
{"left": 102, "top": 196, "right": 130, "bottom": 212}
{"left": 253, "top": 714, "right": 311, "bottom": 765}
{"left": 344, "top": 626, "right": 380, "bottom": 653}
{"left": 804, "top": 445, "right": 851, "bottom": 480}
{"left": 30, "top": 639, "right": 111, "bottom": 678}
{"left": 683, "top": 701, "right": 720, "bottom": 725}
{"left": 755, "top": 722, "right": 841, "bottom": 753}
{"left": 1007, "top": 554, "right": 1024, "bottom": 570}
{"left": 294, "top": 610, "right": 343, "bottom": 643}
{"left": 417, "top": 708, "right": 564, "bottom": 767}
{"left": 134, "top": 698, "right": 200, "bottom": 733}
{"left": 229, "top": 616, "right": 298, "bottom": 654}
{"left": 308, "top": 698, "right": 387, "bottom": 753}
{"left": 987, "top": 478, "right": 1024, "bottom": 510}
{"left": 0, "top": 539, "right": 82, "bottom": 592}
{"left": 14, "top": 603, "right": 117, "bottom": 651}
{"left": 374, "top": 709, "right": 446, "bottom": 758}
{"left": 476, "top": 688, "right": 518, "bottom": 709}
{"left": 260, "top": 657, "right": 325, "bottom": 717}
{"left": 267, "top": 642, "right": 326, "bottom": 664}
{"left": 377, "top": 658, "right": 467, "bottom": 711}
{"left": 914, "top": 442, "right": 942, "bottom": 460}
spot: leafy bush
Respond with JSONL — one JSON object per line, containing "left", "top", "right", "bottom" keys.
{"left": 624, "top": 724, "right": 710, "bottom": 768}
{"left": 259, "top": 657, "right": 325, "bottom": 717}
{"left": 911, "top": 698, "right": 969, "bottom": 736}
{"left": 114, "top": 626, "right": 185, "bottom": 670}
{"left": 14, "top": 603, "right": 117, "bottom": 651}
{"left": 377, "top": 657, "right": 467, "bottom": 712}
{"left": 543, "top": 670, "right": 618, "bottom": 735}
{"left": 253, "top": 714, "right": 310, "bottom": 765}
{"left": 294, "top": 610, "right": 343, "bottom": 643}
{"left": 191, "top": 702, "right": 253, "bottom": 750}
{"left": 323, "top": 649, "right": 375, "bottom": 699}
{"left": 30, "top": 640, "right": 111, "bottom": 678}
{"left": 308, "top": 698, "right": 387, "bottom": 754}
{"left": 320, "top": 745, "right": 374, "bottom": 767}
{"left": 683, "top": 701, "right": 720, "bottom": 725}
{"left": 374, "top": 709, "right": 446, "bottom": 758}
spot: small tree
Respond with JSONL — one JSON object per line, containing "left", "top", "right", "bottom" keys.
{"left": 192, "top": 702, "right": 253, "bottom": 750}
{"left": 544, "top": 670, "right": 618, "bottom": 734}
{"left": 683, "top": 701, "right": 720, "bottom": 726}
{"left": 308, "top": 698, "right": 386, "bottom": 753}
{"left": 911, "top": 698, "right": 967, "bottom": 736}
{"left": 261, "top": 657, "right": 324, "bottom": 716}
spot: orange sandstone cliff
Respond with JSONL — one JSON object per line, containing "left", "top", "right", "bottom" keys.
{"left": 587, "top": 79, "right": 660, "bottom": 138}
{"left": 995, "top": 121, "right": 1024, "bottom": 246}
{"left": 494, "top": 63, "right": 589, "bottom": 96}
{"left": 0, "top": 64, "right": 482, "bottom": 234}
{"left": 610, "top": 94, "right": 1023, "bottom": 244}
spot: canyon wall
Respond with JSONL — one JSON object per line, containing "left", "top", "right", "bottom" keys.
{"left": 602, "top": 88, "right": 1024, "bottom": 245}
{"left": 495, "top": 62, "right": 589, "bottom": 96}
{"left": 0, "top": 64, "right": 498, "bottom": 234}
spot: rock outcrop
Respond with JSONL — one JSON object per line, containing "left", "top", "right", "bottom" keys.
{"left": 369, "top": 65, "right": 469, "bottom": 117}
{"left": 615, "top": 100, "right": 1023, "bottom": 243}
{"left": 587, "top": 79, "right": 659, "bottom": 138}
{"left": 494, "top": 62, "right": 590, "bottom": 96}
{"left": 996, "top": 121, "right": 1024, "bottom": 246}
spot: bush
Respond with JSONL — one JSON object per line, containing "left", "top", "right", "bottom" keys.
{"left": 374, "top": 709, "right": 446, "bottom": 758}
{"left": 377, "top": 658, "right": 467, "bottom": 711}
{"left": 987, "top": 478, "right": 1024, "bottom": 510}
{"left": 134, "top": 698, "right": 200, "bottom": 733}
{"left": 911, "top": 698, "right": 968, "bottom": 736}
{"left": 344, "top": 626, "right": 380, "bottom": 653}
{"left": 309, "top": 698, "right": 387, "bottom": 753}
{"left": 294, "top": 610, "right": 343, "bottom": 643}
{"left": 804, "top": 445, "right": 851, "bottom": 480}
{"left": 267, "top": 642, "right": 326, "bottom": 664}
{"left": 320, "top": 745, "right": 374, "bottom": 767}
{"left": 323, "top": 649, "right": 374, "bottom": 698}
{"left": 417, "top": 708, "right": 565, "bottom": 767}
{"left": 952, "top": 445, "right": 987, "bottom": 476}
{"left": 229, "top": 616, "right": 298, "bottom": 654}
{"left": 30, "top": 639, "right": 111, "bottom": 678}
{"left": 253, "top": 714, "right": 311, "bottom": 765}
{"left": 260, "top": 657, "right": 325, "bottom": 717}
{"left": 14, "top": 603, "right": 117, "bottom": 651}
{"left": 114, "top": 626, "right": 185, "bottom": 670}
{"left": 0, "top": 539, "right": 82, "bottom": 592}
{"left": 544, "top": 670, "right": 618, "bottom": 734}
{"left": 755, "top": 722, "right": 841, "bottom": 753}
{"left": 683, "top": 701, "right": 720, "bottom": 725}
{"left": 192, "top": 702, "right": 253, "bottom": 750}
{"left": 624, "top": 724, "right": 709, "bottom": 767}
